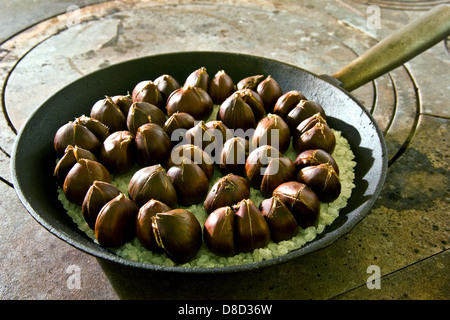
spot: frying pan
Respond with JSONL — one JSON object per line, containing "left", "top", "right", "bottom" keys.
{"left": 11, "top": 5, "right": 450, "bottom": 274}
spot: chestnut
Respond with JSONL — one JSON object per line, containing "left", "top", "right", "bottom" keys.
{"left": 154, "top": 74, "right": 181, "bottom": 103}
{"left": 217, "top": 92, "right": 256, "bottom": 131}
{"left": 209, "top": 70, "right": 235, "bottom": 104}
{"left": 90, "top": 96, "right": 127, "bottom": 133}
{"left": 252, "top": 114, "right": 291, "bottom": 153}
{"left": 54, "top": 145, "right": 97, "bottom": 186}
{"left": 152, "top": 209, "right": 202, "bottom": 264}
{"left": 203, "top": 206, "right": 236, "bottom": 257}
{"left": 236, "top": 89, "right": 265, "bottom": 122}
{"left": 294, "top": 149, "right": 339, "bottom": 174}
{"left": 259, "top": 196, "right": 299, "bottom": 242}
{"left": 166, "top": 85, "right": 214, "bottom": 121}
{"left": 297, "top": 163, "right": 341, "bottom": 203}
{"left": 54, "top": 121, "right": 101, "bottom": 156}
{"left": 205, "top": 120, "right": 233, "bottom": 145}
{"left": 163, "top": 112, "right": 195, "bottom": 140}
{"left": 272, "top": 181, "right": 320, "bottom": 229}
{"left": 132, "top": 80, "right": 163, "bottom": 109}
{"left": 204, "top": 174, "right": 250, "bottom": 214}
{"left": 135, "top": 123, "right": 172, "bottom": 167}
{"left": 293, "top": 114, "right": 336, "bottom": 154}
{"left": 184, "top": 67, "right": 210, "bottom": 91}
{"left": 167, "top": 144, "right": 214, "bottom": 181}
{"left": 63, "top": 159, "right": 111, "bottom": 205}
{"left": 135, "top": 199, "right": 171, "bottom": 251}
{"left": 219, "top": 136, "right": 249, "bottom": 176}
{"left": 256, "top": 75, "right": 282, "bottom": 113}
{"left": 184, "top": 121, "right": 216, "bottom": 150}
{"left": 233, "top": 199, "right": 270, "bottom": 253}
{"left": 74, "top": 116, "right": 110, "bottom": 142}
{"left": 95, "top": 193, "right": 139, "bottom": 247}
{"left": 167, "top": 162, "right": 209, "bottom": 206}
{"left": 236, "top": 75, "right": 264, "bottom": 91}
{"left": 99, "top": 130, "right": 135, "bottom": 174}
{"left": 110, "top": 95, "right": 133, "bottom": 118}
{"left": 82, "top": 181, "right": 122, "bottom": 229}
{"left": 273, "top": 90, "right": 307, "bottom": 119}
{"left": 126, "top": 102, "right": 166, "bottom": 134}
{"left": 128, "top": 164, "right": 177, "bottom": 208}
{"left": 285, "top": 100, "right": 326, "bottom": 132}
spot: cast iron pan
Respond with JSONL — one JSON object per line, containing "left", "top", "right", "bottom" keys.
{"left": 10, "top": 6, "right": 450, "bottom": 274}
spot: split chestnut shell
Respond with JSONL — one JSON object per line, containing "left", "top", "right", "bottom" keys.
{"left": 259, "top": 196, "right": 299, "bottom": 242}
{"left": 204, "top": 174, "right": 250, "bottom": 214}
{"left": 166, "top": 85, "right": 214, "bottom": 120}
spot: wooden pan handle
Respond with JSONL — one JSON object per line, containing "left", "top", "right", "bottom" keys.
{"left": 333, "top": 4, "right": 450, "bottom": 92}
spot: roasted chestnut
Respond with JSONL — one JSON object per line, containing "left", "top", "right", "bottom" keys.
{"left": 82, "top": 181, "right": 122, "bottom": 229}
{"left": 132, "top": 80, "right": 163, "bottom": 109}
{"left": 297, "top": 163, "right": 341, "bottom": 203}
{"left": 203, "top": 206, "right": 236, "bottom": 257}
{"left": 95, "top": 193, "right": 139, "bottom": 247}
{"left": 184, "top": 67, "right": 210, "bottom": 91}
{"left": 205, "top": 120, "right": 233, "bottom": 145}
{"left": 219, "top": 136, "right": 249, "bottom": 176}
{"left": 128, "top": 164, "right": 177, "bottom": 208}
{"left": 63, "top": 159, "right": 111, "bottom": 205}
{"left": 152, "top": 209, "right": 202, "bottom": 264}
{"left": 233, "top": 199, "right": 270, "bottom": 253}
{"left": 166, "top": 85, "right": 214, "bottom": 120}
{"left": 184, "top": 121, "right": 216, "bottom": 150}
{"left": 54, "top": 121, "right": 101, "bottom": 156}
{"left": 90, "top": 96, "right": 127, "bottom": 133}
{"left": 154, "top": 74, "right": 181, "bottom": 103}
{"left": 163, "top": 112, "right": 196, "bottom": 140}
{"left": 294, "top": 149, "right": 339, "bottom": 174}
{"left": 135, "top": 199, "right": 171, "bottom": 251}
{"left": 293, "top": 114, "right": 336, "bottom": 154}
{"left": 54, "top": 145, "right": 97, "bottom": 186}
{"left": 256, "top": 75, "right": 283, "bottom": 113}
{"left": 167, "top": 144, "right": 214, "bottom": 181}
{"left": 204, "top": 174, "right": 250, "bottom": 214}
{"left": 110, "top": 95, "right": 133, "bottom": 118}
{"left": 285, "top": 100, "right": 326, "bottom": 132}
{"left": 259, "top": 196, "right": 299, "bottom": 242}
{"left": 273, "top": 90, "right": 307, "bottom": 119}
{"left": 236, "top": 75, "right": 264, "bottom": 91}
{"left": 135, "top": 123, "right": 172, "bottom": 167}
{"left": 272, "top": 181, "right": 320, "bottom": 229}
{"left": 209, "top": 70, "right": 235, "bottom": 104}
{"left": 74, "top": 116, "right": 110, "bottom": 142}
{"left": 167, "top": 162, "right": 209, "bottom": 206}
{"left": 126, "top": 102, "right": 166, "bottom": 134}
{"left": 99, "top": 130, "right": 135, "bottom": 174}
{"left": 236, "top": 89, "right": 265, "bottom": 122}
{"left": 217, "top": 92, "right": 256, "bottom": 131}
{"left": 251, "top": 114, "right": 291, "bottom": 153}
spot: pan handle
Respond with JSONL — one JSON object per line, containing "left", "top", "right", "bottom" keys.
{"left": 333, "top": 4, "right": 450, "bottom": 92}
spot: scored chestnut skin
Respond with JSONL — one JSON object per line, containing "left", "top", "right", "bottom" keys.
{"left": 219, "top": 136, "right": 249, "bottom": 176}
{"left": 135, "top": 123, "right": 172, "bottom": 167}
{"left": 294, "top": 149, "right": 339, "bottom": 174}
{"left": 204, "top": 174, "right": 250, "bottom": 214}
{"left": 259, "top": 196, "right": 299, "bottom": 242}
{"left": 167, "top": 144, "right": 215, "bottom": 181}
{"left": 90, "top": 96, "right": 128, "bottom": 133}
{"left": 257, "top": 75, "right": 283, "bottom": 113}
{"left": 126, "top": 102, "right": 166, "bottom": 134}
{"left": 154, "top": 74, "right": 181, "bottom": 103}
{"left": 54, "top": 121, "right": 101, "bottom": 156}
{"left": 297, "top": 163, "right": 341, "bottom": 203}
{"left": 285, "top": 100, "right": 326, "bottom": 133}
{"left": 203, "top": 206, "right": 236, "bottom": 257}
{"left": 100, "top": 130, "right": 135, "bottom": 174}
{"left": 217, "top": 92, "right": 256, "bottom": 131}
{"left": 273, "top": 90, "right": 307, "bottom": 119}
{"left": 209, "top": 70, "right": 235, "bottom": 104}
{"left": 132, "top": 80, "right": 163, "bottom": 109}
{"left": 293, "top": 114, "right": 336, "bottom": 154}
{"left": 184, "top": 67, "right": 210, "bottom": 91}
{"left": 252, "top": 114, "right": 291, "bottom": 154}
{"left": 166, "top": 85, "right": 214, "bottom": 121}
{"left": 54, "top": 145, "right": 97, "bottom": 186}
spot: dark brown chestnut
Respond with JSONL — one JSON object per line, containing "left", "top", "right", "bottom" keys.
{"left": 110, "top": 95, "right": 133, "bottom": 118}
{"left": 294, "top": 149, "right": 339, "bottom": 174}
{"left": 203, "top": 206, "right": 236, "bottom": 257}
{"left": 236, "top": 75, "right": 264, "bottom": 91}
{"left": 166, "top": 85, "right": 214, "bottom": 121}
{"left": 252, "top": 114, "right": 291, "bottom": 153}
{"left": 135, "top": 199, "right": 171, "bottom": 251}
{"left": 95, "top": 193, "right": 139, "bottom": 247}
{"left": 99, "top": 130, "right": 135, "bottom": 174}
{"left": 205, "top": 120, "right": 233, "bottom": 145}
{"left": 293, "top": 114, "right": 336, "bottom": 154}
{"left": 236, "top": 89, "right": 265, "bottom": 122}
{"left": 273, "top": 90, "right": 307, "bottom": 119}
{"left": 285, "top": 100, "right": 326, "bottom": 132}
{"left": 256, "top": 75, "right": 282, "bottom": 113}
{"left": 63, "top": 159, "right": 111, "bottom": 205}
{"left": 128, "top": 164, "right": 177, "bottom": 208}
{"left": 184, "top": 121, "right": 216, "bottom": 150}
{"left": 132, "top": 80, "right": 163, "bottom": 109}
{"left": 259, "top": 196, "right": 299, "bottom": 242}
{"left": 163, "top": 112, "right": 196, "bottom": 140}
{"left": 217, "top": 92, "right": 256, "bottom": 131}
{"left": 126, "top": 102, "right": 166, "bottom": 134}
{"left": 90, "top": 96, "right": 127, "bottom": 133}
{"left": 233, "top": 199, "right": 270, "bottom": 253}
{"left": 167, "top": 162, "right": 209, "bottom": 206}
{"left": 74, "top": 116, "right": 110, "bottom": 142}
{"left": 154, "top": 74, "right": 181, "bottom": 103}
{"left": 82, "top": 181, "right": 122, "bottom": 229}
{"left": 209, "top": 70, "right": 235, "bottom": 104}
{"left": 54, "top": 145, "right": 97, "bottom": 186}
{"left": 219, "top": 136, "right": 249, "bottom": 176}
{"left": 204, "top": 174, "right": 250, "bottom": 214}
{"left": 152, "top": 209, "right": 202, "bottom": 264}
{"left": 272, "top": 181, "right": 320, "bottom": 229}
{"left": 54, "top": 121, "right": 101, "bottom": 156}
{"left": 135, "top": 123, "right": 172, "bottom": 167}
{"left": 167, "top": 144, "right": 215, "bottom": 181}
{"left": 297, "top": 163, "right": 341, "bottom": 203}
{"left": 184, "top": 67, "right": 210, "bottom": 91}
